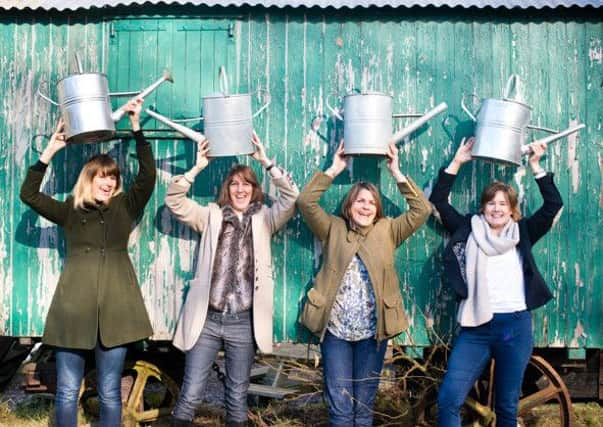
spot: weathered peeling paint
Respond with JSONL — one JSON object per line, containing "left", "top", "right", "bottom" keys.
{"left": 0, "top": 9, "right": 601, "bottom": 350}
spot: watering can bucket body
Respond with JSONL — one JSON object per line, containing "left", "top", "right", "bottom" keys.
{"left": 337, "top": 92, "right": 393, "bottom": 156}
{"left": 202, "top": 93, "right": 255, "bottom": 157}
{"left": 57, "top": 73, "right": 116, "bottom": 144}
{"left": 40, "top": 69, "right": 173, "bottom": 144}
{"left": 463, "top": 97, "right": 532, "bottom": 166}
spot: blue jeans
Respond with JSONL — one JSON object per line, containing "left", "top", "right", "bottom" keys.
{"left": 55, "top": 343, "right": 127, "bottom": 427}
{"left": 437, "top": 311, "right": 533, "bottom": 427}
{"left": 173, "top": 309, "right": 255, "bottom": 423}
{"left": 320, "top": 330, "right": 388, "bottom": 427}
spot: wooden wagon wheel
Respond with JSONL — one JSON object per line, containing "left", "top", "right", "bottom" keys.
{"left": 463, "top": 354, "right": 574, "bottom": 426}
{"left": 80, "top": 359, "right": 180, "bottom": 427}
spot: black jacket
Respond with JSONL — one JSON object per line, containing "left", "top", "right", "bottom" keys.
{"left": 429, "top": 168, "right": 564, "bottom": 311}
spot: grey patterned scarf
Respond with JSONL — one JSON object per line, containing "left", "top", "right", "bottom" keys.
{"left": 209, "top": 202, "right": 261, "bottom": 313}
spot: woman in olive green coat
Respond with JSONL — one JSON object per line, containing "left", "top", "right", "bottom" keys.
{"left": 19, "top": 98, "right": 155, "bottom": 427}
{"left": 297, "top": 142, "right": 431, "bottom": 427}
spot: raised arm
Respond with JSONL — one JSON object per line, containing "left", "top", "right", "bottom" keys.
{"left": 249, "top": 132, "right": 299, "bottom": 233}
{"left": 165, "top": 138, "right": 210, "bottom": 233}
{"left": 296, "top": 142, "right": 348, "bottom": 241}
{"left": 524, "top": 141, "right": 564, "bottom": 244}
{"left": 20, "top": 118, "right": 70, "bottom": 226}
{"left": 124, "top": 98, "right": 157, "bottom": 218}
{"left": 429, "top": 138, "right": 473, "bottom": 233}
{"left": 385, "top": 143, "right": 431, "bottom": 246}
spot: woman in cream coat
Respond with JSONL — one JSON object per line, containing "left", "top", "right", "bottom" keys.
{"left": 165, "top": 133, "right": 298, "bottom": 427}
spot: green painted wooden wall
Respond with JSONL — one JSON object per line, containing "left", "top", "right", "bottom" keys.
{"left": 1, "top": 6, "right": 601, "bottom": 349}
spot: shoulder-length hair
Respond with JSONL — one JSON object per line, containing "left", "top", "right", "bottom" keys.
{"left": 216, "top": 164, "right": 264, "bottom": 207}
{"left": 72, "top": 154, "right": 122, "bottom": 210}
{"left": 341, "top": 181, "right": 384, "bottom": 225}
{"left": 479, "top": 181, "right": 522, "bottom": 221}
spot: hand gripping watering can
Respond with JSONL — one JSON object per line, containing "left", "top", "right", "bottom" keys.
{"left": 326, "top": 90, "right": 448, "bottom": 155}
{"left": 461, "top": 74, "right": 585, "bottom": 166}
{"left": 146, "top": 67, "right": 270, "bottom": 157}
{"left": 37, "top": 54, "right": 173, "bottom": 144}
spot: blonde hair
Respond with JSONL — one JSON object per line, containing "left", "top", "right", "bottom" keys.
{"left": 73, "top": 154, "right": 122, "bottom": 210}
{"left": 216, "top": 165, "right": 264, "bottom": 207}
{"left": 341, "top": 182, "right": 384, "bottom": 225}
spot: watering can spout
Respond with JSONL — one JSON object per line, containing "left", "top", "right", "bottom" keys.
{"left": 389, "top": 102, "right": 448, "bottom": 145}
{"left": 145, "top": 108, "right": 206, "bottom": 142}
{"left": 521, "top": 123, "right": 585, "bottom": 155}
{"left": 111, "top": 70, "right": 174, "bottom": 122}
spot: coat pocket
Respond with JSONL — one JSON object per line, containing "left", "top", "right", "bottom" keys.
{"left": 383, "top": 291, "right": 408, "bottom": 336}
{"left": 300, "top": 287, "right": 327, "bottom": 335}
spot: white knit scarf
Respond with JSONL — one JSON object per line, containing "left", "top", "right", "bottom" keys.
{"left": 457, "top": 214, "right": 520, "bottom": 327}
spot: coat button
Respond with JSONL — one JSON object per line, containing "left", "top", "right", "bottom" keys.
{"left": 81, "top": 219, "right": 87, "bottom": 224}
{"left": 255, "top": 286, "right": 259, "bottom": 291}
{"left": 100, "top": 220, "right": 105, "bottom": 224}
{"left": 100, "top": 248, "right": 105, "bottom": 255}
{"left": 85, "top": 247, "right": 91, "bottom": 253}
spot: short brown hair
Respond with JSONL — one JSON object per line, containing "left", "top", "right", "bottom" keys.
{"left": 73, "top": 154, "right": 122, "bottom": 209}
{"left": 341, "top": 182, "right": 384, "bottom": 225}
{"left": 216, "top": 165, "right": 264, "bottom": 207}
{"left": 479, "top": 181, "right": 522, "bottom": 221}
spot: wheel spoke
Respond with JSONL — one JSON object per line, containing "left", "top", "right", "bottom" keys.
{"left": 518, "top": 383, "right": 562, "bottom": 414}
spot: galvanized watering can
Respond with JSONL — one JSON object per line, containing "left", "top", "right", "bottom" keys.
{"left": 148, "top": 67, "right": 270, "bottom": 157}
{"left": 327, "top": 91, "right": 448, "bottom": 155}
{"left": 462, "top": 75, "right": 585, "bottom": 166}
{"left": 38, "top": 54, "right": 173, "bottom": 144}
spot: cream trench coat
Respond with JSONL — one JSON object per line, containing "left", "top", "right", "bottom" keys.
{"left": 165, "top": 168, "right": 299, "bottom": 353}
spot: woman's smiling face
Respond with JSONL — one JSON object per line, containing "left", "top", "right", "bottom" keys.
{"left": 92, "top": 173, "right": 117, "bottom": 203}
{"left": 483, "top": 190, "right": 512, "bottom": 231}
{"left": 350, "top": 189, "right": 377, "bottom": 227}
{"left": 228, "top": 173, "right": 253, "bottom": 213}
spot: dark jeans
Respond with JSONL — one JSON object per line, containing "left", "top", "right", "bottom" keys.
{"left": 437, "top": 311, "right": 533, "bottom": 427}
{"left": 320, "top": 330, "right": 388, "bottom": 427}
{"left": 172, "top": 309, "right": 255, "bottom": 423}
{"left": 55, "top": 343, "right": 127, "bottom": 427}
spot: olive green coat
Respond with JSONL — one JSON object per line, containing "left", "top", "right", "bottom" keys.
{"left": 19, "top": 134, "right": 156, "bottom": 349}
{"left": 297, "top": 172, "right": 431, "bottom": 342}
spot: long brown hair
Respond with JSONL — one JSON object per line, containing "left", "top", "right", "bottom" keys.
{"left": 73, "top": 154, "right": 122, "bottom": 209}
{"left": 479, "top": 181, "right": 522, "bottom": 221}
{"left": 341, "top": 182, "right": 384, "bottom": 225}
{"left": 216, "top": 165, "right": 264, "bottom": 207}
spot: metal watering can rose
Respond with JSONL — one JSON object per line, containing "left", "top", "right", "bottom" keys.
{"left": 326, "top": 90, "right": 447, "bottom": 155}
{"left": 462, "top": 74, "right": 585, "bottom": 166}
{"left": 147, "top": 66, "right": 270, "bottom": 157}
{"left": 37, "top": 54, "right": 173, "bottom": 144}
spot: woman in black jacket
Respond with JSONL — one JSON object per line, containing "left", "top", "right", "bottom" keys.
{"left": 429, "top": 138, "right": 563, "bottom": 427}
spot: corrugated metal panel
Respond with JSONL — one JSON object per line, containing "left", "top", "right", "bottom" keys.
{"left": 1, "top": 9, "right": 601, "bottom": 349}
{"left": 1, "top": 0, "right": 602, "bottom": 10}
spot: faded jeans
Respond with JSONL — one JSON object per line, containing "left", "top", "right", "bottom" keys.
{"left": 437, "top": 310, "right": 533, "bottom": 427}
{"left": 172, "top": 309, "right": 255, "bottom": 423}
{"left": 320, "top": 330, "right": 388, "bottom": 427}
{"left": 55, "top": 343, "right": 127, "bottom": 427}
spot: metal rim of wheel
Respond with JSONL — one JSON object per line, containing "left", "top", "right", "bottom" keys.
{"left": 80, "top": 359, "right": 180, "bottom": 427}
{"left": 464, "top": 355, "right": 574, "bottom": 426}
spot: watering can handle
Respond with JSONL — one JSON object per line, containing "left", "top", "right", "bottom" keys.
{"left": 503, "top": 74, "right": 520, "bottom": 99}
{"left": 252, "top": 89, "right": 271, "bottom": 118}
{"left": 461, "top": 94, "right": 479, "bottom": 122}
{"left": 171, "top": 115, "right": 205, "bottom": 123}
{"left": 218, "top": 66, "right": 229, "bottom": 95}
{"left": 325, "top": 92, "right": 343, "bottom": 121}
{"left": 37, "top": 80, "right": 59, "bottom": 106}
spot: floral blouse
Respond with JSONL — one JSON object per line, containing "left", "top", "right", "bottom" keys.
{"left": 327, "top": 255, "right": 377, "bottom": 341}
